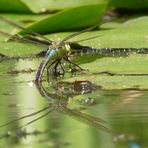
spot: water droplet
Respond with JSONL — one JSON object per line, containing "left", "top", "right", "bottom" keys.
{"left": 28, "top": 81, "right": 34, "bottom": 87}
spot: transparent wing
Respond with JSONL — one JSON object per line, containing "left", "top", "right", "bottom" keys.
{"left": 0, "top": 106, "right": 49, "bottom": 129}
{"left": 59, "top": 106, "right": 114, "bottom": 134}
{"left": 0, "top": 30, "right": 48, "bottom": 47}
{"left": 0, "top": 16, "right": 52, "bottom": 44}
{"left": 62, "top": 22, "right": 104, "bottom": 42}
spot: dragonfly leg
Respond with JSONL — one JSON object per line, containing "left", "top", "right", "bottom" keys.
{"left": 46, "top": 59, "right": 65, "bottom": 81}
{"left": 46, "top": 59, "right": 59, "bottom": 82}
{"left": 54, "top": 60, "right": 65, "bottom": 76}
{"left": 64, "top": 57, "right": 85, "bottom": 72}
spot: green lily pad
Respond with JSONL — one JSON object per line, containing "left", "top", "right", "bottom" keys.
{"left": 47, "top": 16, "right": 148, "bottom": 48}
{"left": 63, "top": 54, "right": 148, "bottom": 90}
{"left": 0, "top": 41, "right": 41, "bottom": 57}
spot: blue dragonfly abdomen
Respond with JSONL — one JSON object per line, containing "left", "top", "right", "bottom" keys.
{"left": 35, "top": 48, "right": 58, "bottom": 83}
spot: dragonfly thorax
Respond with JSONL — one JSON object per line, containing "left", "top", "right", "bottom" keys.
{"left": 48, "top": 41, "right": 71, "bottom": 58}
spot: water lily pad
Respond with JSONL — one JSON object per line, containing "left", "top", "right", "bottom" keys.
{"left": 63, "top": 54, "right": 148, "bottom": 90}
{"left": 60, "top": 16, "right": 148, "bottom": 48}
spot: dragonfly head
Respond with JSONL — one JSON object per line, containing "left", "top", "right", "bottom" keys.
{"left": 47, "top": 41, "right": 71, "bottom": 58}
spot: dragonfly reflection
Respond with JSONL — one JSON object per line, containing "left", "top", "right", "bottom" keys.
{"left": 0, "top": 79, "right": 113, "bottom": 134}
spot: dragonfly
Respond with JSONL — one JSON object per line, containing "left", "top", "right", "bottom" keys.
{"left": 0, "top": 16, "right": 102, "bottom": 83}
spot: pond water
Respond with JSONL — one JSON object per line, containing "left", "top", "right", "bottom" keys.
{"left": 0, "top": 58, "right": 147, "bottom": 148}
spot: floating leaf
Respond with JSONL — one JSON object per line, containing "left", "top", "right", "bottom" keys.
{"left": 64, "top": 54, "right": 148, "bottom": 90}
{"left": 55, "top": 16, "right": 148, "bottom": 48}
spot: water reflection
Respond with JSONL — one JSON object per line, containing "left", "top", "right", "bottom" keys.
{"left": 0, "top": 59, "right": 148, "bottom": 148}
{"left": 0, "top": 59, "right": 113, "bottom": 148}
{"left": 35, "top": 80, "right": 113, "bottom": 134}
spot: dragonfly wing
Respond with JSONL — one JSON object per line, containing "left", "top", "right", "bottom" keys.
{"left": 19, "top": 108, "right": 55, "bottom": 129}
{"left": 59, "top": 107, "right": 113, "bottom": 134}
{"left": 62, "top": 22, "right": 104, "bottom": 42}
{"left": 35, "top": 50, "right": 47, "bottom": 57}
{"left": 0, "top": 16, "right": 52, "bottom": 43}
{"left": 23, "top": 35, "right": 50, "bottom": 46}
{"left": 0, "top": 30, "right": 48, "bottom": 47}
{"left": 0, "top": 106, "right": 49, "bottom": 129}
